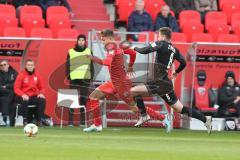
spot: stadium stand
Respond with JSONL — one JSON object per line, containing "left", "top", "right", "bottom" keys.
{"left": 171, "top": 32, "right": 187, "bottom": 42}
{"left": 191, "top": 33, "right": 214, "bottom": 42}
{"left": 30, "top": 28, "right": 53, "bottom": 38}
{"left": 57, "top": 28, "right": 79, "bottom": 39}
{"left": 208, "top": 24, "right": 230, "bottom": 41}
{"left": 221, "top": 3, "right": 240, "bottom": 24}
{"left": 217, "top": 33, "right": 239, "bottom": 42}
{"left": 182, "top": 22, "right": 204, "bottom": 42}
{"left": 3, "top": 27, "right": 26, "bottom": 37}
{"left": 179, "top": 10, "right": 201, "bottom": 29}
{"left": 205, "top": 11, "right": 228, "bottom": 31}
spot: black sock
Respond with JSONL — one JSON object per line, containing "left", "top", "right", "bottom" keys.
{"left": 134, "top": 96, "right": 147, "bottom": 116}
{"left": 181, "top": 106, "right": 206, "bottom": 123}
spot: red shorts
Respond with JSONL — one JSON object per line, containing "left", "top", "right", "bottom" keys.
{"left": 97, "top": 81, "right": 134, "bottom": 104}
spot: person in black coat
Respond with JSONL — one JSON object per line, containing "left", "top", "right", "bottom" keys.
{"left": 218, "top": 71, "right": 240, "bottom": 117}
{"left": 155, "top": 5, "right": 179, "bottom": 32}
{"left": 0, "top": 60, "right": 18, "bottom": 126}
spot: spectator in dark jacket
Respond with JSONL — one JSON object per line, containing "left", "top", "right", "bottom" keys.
{"left": 39, "top": 0, "right": 73, "bottom": 17}
{"left": 194, "top": 0, "right": 218, "bottom": 23}
{"left": 164, "top": 0, "right": 196, "bottom": 18}
{"left": 12, "top": 0, "right": 39, "bottom": 8}
{"left": 127, "top": 0, "right": 153, "bottom": 41}
{"left": 0, "top": 60, "right": 18, "bottom": 126}
{"left": 218, "top": 71, "right": 240, "bottom": 117}
{"left": 155, "top": 5, "right": 179, "bottom": 32}
{"left": 14, "top": 59, "right": 46, "bottom": 126}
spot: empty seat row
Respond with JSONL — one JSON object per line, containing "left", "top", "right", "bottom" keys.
{"left": 2, "top": 27, "right": 79, "bottom": 39}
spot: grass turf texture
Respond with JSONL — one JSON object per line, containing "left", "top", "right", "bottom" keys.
{"left": 0, "top": 127, "right": 239, "bottom": 160}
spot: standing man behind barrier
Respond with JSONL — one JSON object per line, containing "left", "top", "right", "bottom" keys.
{"left": 66, "top": 34, "right": 94, "bottom": 127}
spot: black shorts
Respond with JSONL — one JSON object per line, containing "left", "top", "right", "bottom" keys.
{"left": 146, "top": 78, "right": 178, "bottom": 106}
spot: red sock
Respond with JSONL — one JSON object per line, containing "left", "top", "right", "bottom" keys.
{"left": 90, "top": 99, "right": 102, "bottom": 126}
{"left": 146, "top": 107, "right": 165, "bottom": 121}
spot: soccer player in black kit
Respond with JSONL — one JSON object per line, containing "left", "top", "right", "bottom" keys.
{"left": 131, "top": 27, "right": 212, "bottom": 134}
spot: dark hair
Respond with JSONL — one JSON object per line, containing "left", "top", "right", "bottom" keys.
{"left": 159, "top": 27, "right": 172, "bottom": 40}
{"left": 77, "top": 34, "right": 86, "bottom": 41}
{"left": 100, "top": 29, "right": 114, "bottom": 38}
{"left": 221, "top": 71, "right": 238, "bottom": 87}
{"left": 25, "top": 59, "right": 34, "bottom": 63}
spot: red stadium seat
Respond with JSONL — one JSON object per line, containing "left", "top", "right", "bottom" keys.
{"left": 49, "top": 19, "right": 72, "bottom": 38}
{"left": 0, "top": 4, "right": 16, "bottom": 19}
{"left": 30, "top": 28, "right": 53, "bottom": 38}
{"left": 219, "top": 0, "right": 240, "bottom": 9}
{"left": 19, "top": 5, "right": 43, "bottom": 25}
{"left": 3, "top": 27, "right": 26, "bottom": 37}
{"left": 232, "top": 24, "right": 240, "bottom": 39}
{"left": 57, "top": 28, "right": 79, "bottom": 39}
{"left": 0, "top": 17, "right": 18, "bottom": 36}
{"left": 46, "top": 6, "right": 70, "bottom": 25}
{"left": 179, "top": 10, "right": 201, "bottom": 29}
{"left": 208, "top": 24, "right": 230, "bottom": 41}
{"left": 171, "top": 32, "right": 187, "bottom": 42}
{"left": 71, "top": 21, "right": 114, "bottom": 36}
{"left": 22, "top": 19, "right": 45, "bottom": 37}
{"left": 222, "top": 3, "right": 240, "bottom": 24}
{"left": 192, "top": 33, "right": 214, "bottom": 42}
{"left": 217, "top": 34, "right": 239, "bottom": 42}
{"left": 231, "top": 13, "right": 240, "bottom": 30}
{"left": 193, "top": 71, "right": 217, "bottom": 112}
{"left": 182, "top": 23, "right": 204, "bottom": 42}
{"left": 144, "top": 0, "right": 166, "bottom": 21}
{"left": 205, "top": 12, "right": 228, "bottom": 31}
{"left": 117, "top": 1, "right": 135, "bottom": 22}
{"left": 138, "top": 31, "right": 156, "bottom": 42}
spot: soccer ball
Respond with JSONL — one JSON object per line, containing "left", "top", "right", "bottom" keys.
{"left": 23, "top": 123, "right": 38, "bottom": 137}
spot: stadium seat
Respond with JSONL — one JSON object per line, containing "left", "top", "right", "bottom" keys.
{"left": 49, "top": 19, "right": 72, "bottom": 38}
{"left": 0, "top": 4, "right": 16, "bottom": 19}
{"left": 217, "top": 34, "right": 239, "bottom": 42}
{"left": 30, "top": 28, "right": 53, "bottom": 38}
{"left": 71, "top": 21, "right": 114, "bottom": 36}
{"left": 205, "top": 12, "right": 228, "bottom": 31}
{"left": 193, "top": 70, "right": 217, "bottom": 112}
{"left": 117, "top": 1, "right": 135, "bottom": 22}
{"left": 182, "top": 23, "right": 204, "bottom": 42}
{"left": 57, "top": 28, "right": 79, "bottom": 39}
{"left": 3, "top": 27, "right": 26, "bottom": 37}
{"left": 191, "top": 33, "right": 214, "bottom": 42}
{"left": 171, "top": 32, "right": 187, "bottom": 42}
{"left": 138, "top": 31, "right": 156, "bottom": 42}
{"left": 0, "top": 17, "right": 18, "bottom": 36}
{"left": 46, "top": 6, "right": 70, "bottom": 25}
{"left": 231, "top": 13, "right": 240, "bottom": 30}
{"left": 222, "top": 3, "right": 240, "bottom": 24}
{"left": 219, "top": 0, "right": 240, "bottom": 9}
{"left": 22, "top": 19, "right": 45, "bottom": 37}
{"left": 232, "top": 24, "right": 240, "bottom": 39}
{"left": 19, "top": 5, "right": 43, "bottom": 25}
{"left": 144, "top": 0, "right": 166, "bottom": 21}
{"left": 179, "top": 10, "right": 201, "bottom": 29}
{"left": 208, "top": 24, "right": 230, "bottom": 41}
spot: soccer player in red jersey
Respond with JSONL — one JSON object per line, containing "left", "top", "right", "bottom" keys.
{"left": 83, "top": 29, "right": 138, "bottom": 132}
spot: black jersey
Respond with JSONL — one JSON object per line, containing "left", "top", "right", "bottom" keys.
{"left": 134, "top": 40, "right": 186, "bottom": 74}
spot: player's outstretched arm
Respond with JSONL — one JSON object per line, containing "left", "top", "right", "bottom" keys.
{"left": 87, "top": 55, "right": 106, "bottom": 66}
{"left": 134, "top": 42, "right": 159, "bottom": 54}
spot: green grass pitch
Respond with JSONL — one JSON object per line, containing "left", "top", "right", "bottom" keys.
{"left": 0, "top": 127, "right": 239, "bottom": 160}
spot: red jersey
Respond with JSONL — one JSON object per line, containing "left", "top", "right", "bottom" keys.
{"left": 14, "top": 70, "right": 45, "bottom": 97}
